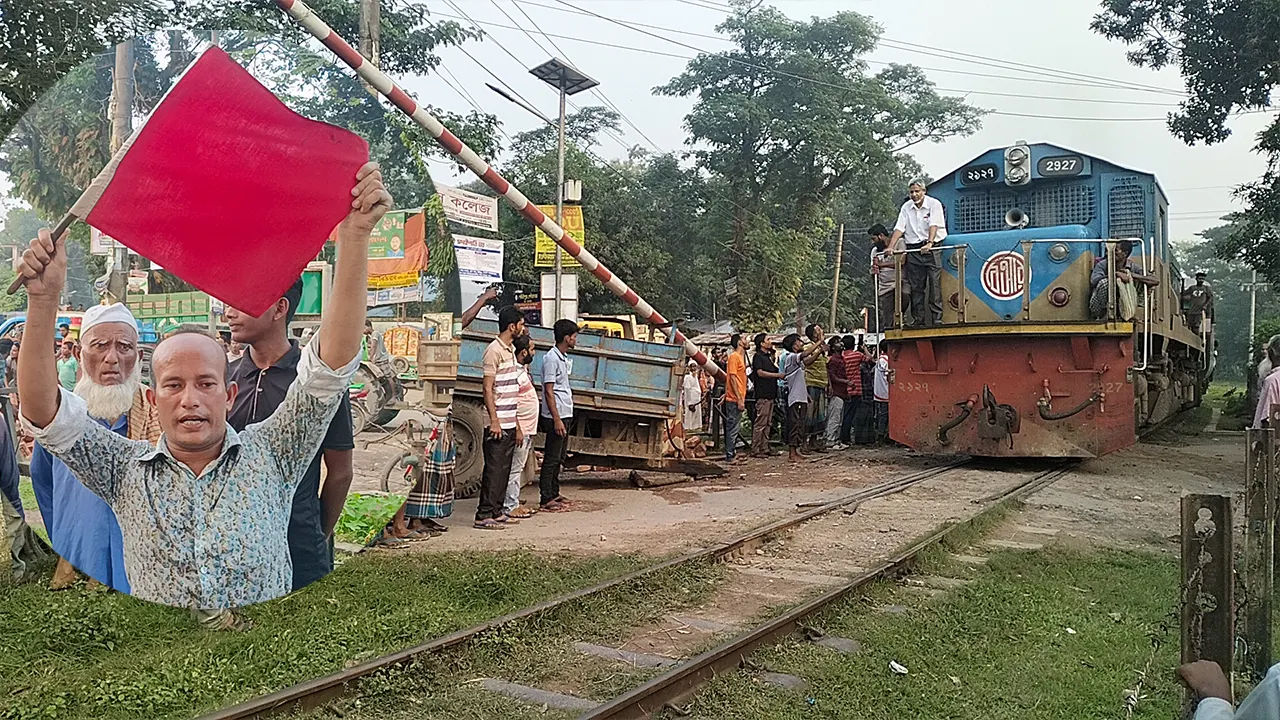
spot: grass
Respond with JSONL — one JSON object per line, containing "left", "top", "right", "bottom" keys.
{"left": 0, "top": 549, "right": 656, "bottom": 720}
{"left": 15, "top": 478, "right": 45, "bottom": 543}
{"left": 685, "top": 548, "right": 1182, "bottom": 719}
{"left": 1205, "top": 380, "right": 1249, "bottom": 431}
{"left": 309, "top": 559, "right": 726, "bottom": 719}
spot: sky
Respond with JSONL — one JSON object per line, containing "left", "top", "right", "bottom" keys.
{"left": 400, "top": 0, "right": 1273, "bottom": 242}
{"left": 2, "top": 0, "right": 1273, "bottom": 244}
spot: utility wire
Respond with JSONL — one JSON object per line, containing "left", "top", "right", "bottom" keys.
{"left": 508, "top": 0, "right": 664, "bottom": 152}
{"left": 513, "top": 0, "right": 1192, "bottom": 99}
{"left": 552, "top": 0, "right": 1198, "bottom": 120}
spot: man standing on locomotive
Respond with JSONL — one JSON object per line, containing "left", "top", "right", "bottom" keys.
{"left": 1181, "top": 271, "right": 1214, "bottom": 334}
{"left": 888, "top": 182, "right": 946, "bottom": 328}
{"left": 1088, "top": 240, "right": 1159, "bottom": 321}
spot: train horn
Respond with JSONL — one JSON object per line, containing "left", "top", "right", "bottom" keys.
{"left": 1005, "top": 208, "right": 1029, "bottom": 229}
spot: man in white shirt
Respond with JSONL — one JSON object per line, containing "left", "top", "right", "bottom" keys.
{"left": 1254, "top": 335, "right": 1280, "bottom": 429}
{"left": 888, "top": 181, "right": 946, "bottom": 328}
{"left": 1180, "top": 659, "right": 1279, "bottom": 719}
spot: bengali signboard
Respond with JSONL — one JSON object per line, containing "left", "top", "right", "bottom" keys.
{"left": 454, "top": 234, "right": 504, "bottom": 315}
{"left": 534, "top": 205, "right": 585, "bottom": 268}
{"left": 368, "top": 211, "right": 407, "bottom": 259}
{"left": 435, "top": 182, "right": 499, "bottom": 232}
{"left": 368, "top": 271, "right": 420, "bottom": 289}
{"left": 366, "top": 281, "right": 425, "bottom": 308}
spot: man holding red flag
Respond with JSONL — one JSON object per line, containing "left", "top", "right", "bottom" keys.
{"left": 14, "top": 162, "right": 390, "bottom": 610}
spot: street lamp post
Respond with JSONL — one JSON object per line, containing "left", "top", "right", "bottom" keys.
{"left": 529, "top": 58, "right": 597, "bottom": 321}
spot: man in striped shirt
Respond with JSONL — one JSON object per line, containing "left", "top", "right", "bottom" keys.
{"left": 477, "top": 306, "right": 527, "bottom": 530}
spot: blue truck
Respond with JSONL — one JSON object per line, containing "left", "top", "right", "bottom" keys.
{"left": 448, "top": 319, "right": 717, "bottom": 497}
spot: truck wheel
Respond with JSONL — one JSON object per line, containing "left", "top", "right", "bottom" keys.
{"left": 451, "top": 399, "right": 487, "bottom": 499}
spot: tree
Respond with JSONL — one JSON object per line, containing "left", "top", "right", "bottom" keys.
{"left": 2, "top": 3, "right": 497, "bottom": 302}
{"left": 657, "top": 0, "right": 983, "bottom": 328}
{"left": 1092, "top": 1, "right": 1280, "bottom": 283}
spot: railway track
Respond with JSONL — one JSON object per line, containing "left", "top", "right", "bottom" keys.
{"left": 579, "top": 461, "right": 1075, "bottom": 719}
{"left": 200, "top": 457, "right": 974, "bottom": 720}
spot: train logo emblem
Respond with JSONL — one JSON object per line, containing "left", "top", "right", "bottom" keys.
{"left": 981, "top": 251, "right": 1027, "bottom": 300}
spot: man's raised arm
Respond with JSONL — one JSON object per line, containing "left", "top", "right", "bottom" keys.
{"left": 16, "top": 228, "right": 67, "bottom": 428}
{"left": 317, "top": 161, "right": 392, "bottom": 370}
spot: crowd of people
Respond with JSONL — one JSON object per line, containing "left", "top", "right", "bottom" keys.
{"left": 683, "top": 323, "right": 894, "bottom": 464}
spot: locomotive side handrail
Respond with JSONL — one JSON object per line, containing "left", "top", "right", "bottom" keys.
{"left": 885, "top": 244, "right": 970, "bottom": 331}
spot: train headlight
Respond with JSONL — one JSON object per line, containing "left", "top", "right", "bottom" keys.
{"left": 1048, "top": 243, "right": 1070, "bottom": 262}
{"left": 1049, "top": 287, "right": 1071, "bottom": 307}
{"left": 946, "top": 250, "right": 960, "bottom": 269}
{"left": 949, "top": 292, "right": 961, "bottom": 309}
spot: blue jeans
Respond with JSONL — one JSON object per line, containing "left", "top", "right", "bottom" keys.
{"left": 724, "top": 403, "right": 742, "bottom": 460}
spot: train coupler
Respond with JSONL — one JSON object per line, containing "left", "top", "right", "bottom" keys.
{"left": 977, "top": 385, "right": 1020, "bottom": 447}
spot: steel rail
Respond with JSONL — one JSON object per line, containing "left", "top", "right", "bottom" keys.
{"left": 199, "top": 458, "right": 973, "bottom": 720}
{"left": 578, "top": 461, "right": 1077, "bottom": 720}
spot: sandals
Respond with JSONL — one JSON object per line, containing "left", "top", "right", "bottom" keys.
{"left": 507, "top": 507, "right": 536, "bottom": 519}
{"left": 540, "top": 500, "right": 569, "bottom": 512}
{"left": 495, "top": 514, "right": 521, "bottom": 525}
{"left": 473, "top": 518, "right": 507, "bottom": 530}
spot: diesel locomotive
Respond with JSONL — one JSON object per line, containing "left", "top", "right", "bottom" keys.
{"left": 884, "top": 141, "right": 1214, "bottom": 457}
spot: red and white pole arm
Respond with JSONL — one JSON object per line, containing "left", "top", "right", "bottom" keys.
{"left": 272, "top": 0, "right": 722, "bottom": 380}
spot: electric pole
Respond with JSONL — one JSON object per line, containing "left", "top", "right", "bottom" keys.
{"left": 105, "top": 40, "right": 135, "bottom": 305}
{"left": 358, "top": 0, "right": 381, "bottom": 96}
{"left": 1244, "top": 270, "right": 1272, "bottom": 367}
{"left": 829, "top": 223, "right": 844, "bottom": 330}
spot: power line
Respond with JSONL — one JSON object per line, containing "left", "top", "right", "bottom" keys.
{"left": 429, "top": 9, "right": 1191, "bottom": 111}
{"left": 513, "top": 0, "right": 1192, "bottom": 99}
{"left": 547, "top": 0, "right": 1194, "bottom": 122}
{"left": 672, "top": 0, "right": 1187, "bottom": 98}
{"left": 445, "top": 0, "right": 636, "bottom": 155}
{"left": 508, "top": 0, "right": 665, "bottom": 152}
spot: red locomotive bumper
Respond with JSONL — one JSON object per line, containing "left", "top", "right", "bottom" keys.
{"left": 888, "top": 333, "right": 1135, "bottom": 458}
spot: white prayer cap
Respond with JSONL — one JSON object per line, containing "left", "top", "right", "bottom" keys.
{"left": 81, "top": 303, "right": 138, "bottom": 336}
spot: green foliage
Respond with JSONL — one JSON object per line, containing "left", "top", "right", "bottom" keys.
{"left": 334, "top": 492, "right": 405, "bottom": 545}
{"left": 1175, "top": 232, "right": 1280, "bottom": 380}
{"left": 656, "top": 0, "right": 983, "bottom": 328}
{"left": 693, "top": 548, "right": 1181, "bottom": 719}
{"left": 1092, "top": 0, "right": 1280, "bottom": 283}
{"left": 0, "top": 550, "right": 648, "bottom": 719}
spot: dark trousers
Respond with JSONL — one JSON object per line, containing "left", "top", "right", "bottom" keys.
{"left": 853, "top": 396, "right": 876, "bottom": 444}
{"left": 906, "top": 251, "right": 943, "bottom": 327}
{"left": 723, "top": 403, "right": 742, "bottom": 460}
{"left": 875, "top": 400, "right": 889, "bottom": 442}
{"left": 538, "top": 415, "right": 572, "bottom": 505}
{"left": 840, "top": 395, "right": 859, "bottom": 444}
{"left": 708, "top": 388, "right": 724, "bottom": 449}
{"left": 786, "top": 402, "right": 807, "bottom": 448}
{"left": 875, "top": 288, "right": 906, "bottom": 330}
{"left": 477, "top": 428, "right": 516, "bottom": 521}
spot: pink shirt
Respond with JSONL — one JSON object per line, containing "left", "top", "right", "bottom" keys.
{"left": 515, "top": 366, "right": 540, "bottom": 435}
{"left": 1256, "top": 368, "right": 1280, "bottom": 429}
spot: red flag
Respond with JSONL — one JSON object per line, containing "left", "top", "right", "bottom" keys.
{"left": 72, "top": 47, "right": 369, "bottom": 316}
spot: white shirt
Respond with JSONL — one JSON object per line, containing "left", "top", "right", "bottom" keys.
{"left": 893, "top": 195, "right": 947, "bottom": 248}
{"left": 874, "top": 356, "right": 890, "bottom": 402}
{"left": 1194, "top": 662, "right": 1280, "bottom": 719}
{"left": 1255, "top": 366, "right": 1280, "bottom": 429}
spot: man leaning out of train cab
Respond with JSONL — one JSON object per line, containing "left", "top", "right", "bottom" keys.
{"left": 1088, "top": 239, "right": 1159, "bottom": 321}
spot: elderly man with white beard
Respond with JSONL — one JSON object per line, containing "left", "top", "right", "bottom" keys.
{"left": 29, "top": 303, "right": 161, "bottom": 592}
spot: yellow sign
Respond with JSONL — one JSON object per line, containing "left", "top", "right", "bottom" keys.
{"left": 368, "top": 271, "right": 420, "bottom": 289}
{"left": 534, "top": 205, "right": 585, "bottom": 268}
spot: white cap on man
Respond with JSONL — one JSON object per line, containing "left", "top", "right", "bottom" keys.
{"left": 81, "top": 303, "right": 138, "bottom": 335}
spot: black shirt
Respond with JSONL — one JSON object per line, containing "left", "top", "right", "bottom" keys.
{"left": 751, "top": 350, "right": 779, "bottom": 400}
{"left": 227, "top": 341, "right": 354, "bottom": 592}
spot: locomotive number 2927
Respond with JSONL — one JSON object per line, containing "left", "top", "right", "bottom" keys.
{"left": 1037, "top": 155, "right": 1084, "bottom": 177}
{"left": 897, "top": 382, "right": 929, "bottom": 393}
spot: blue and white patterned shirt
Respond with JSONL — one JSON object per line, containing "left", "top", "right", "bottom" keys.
{"left": 21, "top": 337, "right": 358, "bottom": 609}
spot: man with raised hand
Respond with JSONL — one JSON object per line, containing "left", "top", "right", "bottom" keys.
{"left": 16, "top": 161, "right": 390, "bottom": 609}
